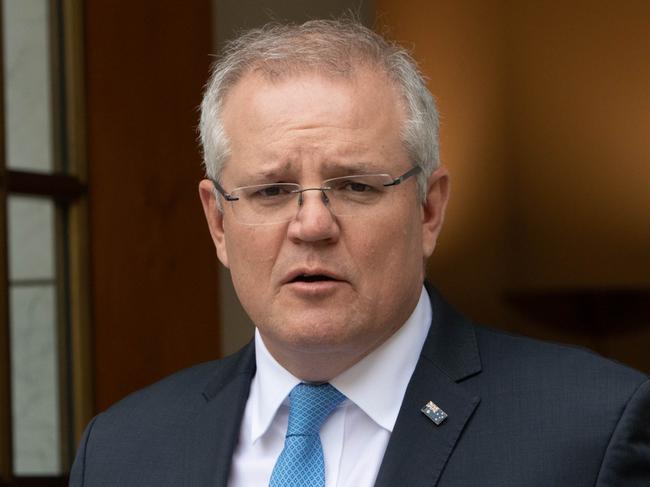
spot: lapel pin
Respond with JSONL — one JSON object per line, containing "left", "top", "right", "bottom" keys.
{"left": 421, "top": 401, "right": 448, "bottom": 425}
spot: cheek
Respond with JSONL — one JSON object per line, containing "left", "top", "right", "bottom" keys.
{"left": 224, "top": 223, "right": 285, "bottom": 273}
{"left": 392, "top": 212, "right": 424, "bottom": 271}
{"left": 352, "top": 208, "right": 423, "bottom": 275}
{"left": 225, "top": 227, "right": 283, "bottom": 313}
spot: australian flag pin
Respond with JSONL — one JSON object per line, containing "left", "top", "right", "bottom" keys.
{"left": 421, "top": 401, "right": 448, "bottom": 425}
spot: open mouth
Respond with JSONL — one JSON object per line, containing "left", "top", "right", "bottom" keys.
{"left": 290, "top": 274, "right": 337, "bottom": 283}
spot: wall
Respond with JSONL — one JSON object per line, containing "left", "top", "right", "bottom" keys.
{"left": 376, "top": 0, "right": 650, "bottom": 371}
{"left": 508, "top": 1, "right": 650, "bottom": 289}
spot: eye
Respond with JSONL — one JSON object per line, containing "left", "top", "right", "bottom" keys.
{"left": 332, "top": 178, "right": 381, "bottom": 193}
{"left": 325, "top": 175, "right": 388, "bottom": 205}
{"left": 345, "top": 181, "right": 373, "bottom": 192}
{"left": 245, "top": 184, "right": 297, "bottom": 201}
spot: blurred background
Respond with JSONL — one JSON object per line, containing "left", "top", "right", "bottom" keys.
{"left": 0, "top": 0, "right": 647, "bottom": 484}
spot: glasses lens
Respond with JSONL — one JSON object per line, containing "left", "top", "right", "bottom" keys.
{"left": 226, "top": 174, "right": 399, "bottom": 225}
{"left": 324, "top": 174, "right": 393, "bottom": 216}
{"left": 230, "top": 183, "right": 300, "bottom": 224}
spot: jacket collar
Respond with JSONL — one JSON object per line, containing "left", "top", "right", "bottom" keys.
{"left": 420, "top": 283, "right": 482, "bottom": 382}
{"left": 188, "top": 283, "right": 482, "bottom": 487}
{"left": 374, "top": 283, "right": 482, "bottom": 487}
{"left": 186, "top": 342, "right": 256, "bottom": 487}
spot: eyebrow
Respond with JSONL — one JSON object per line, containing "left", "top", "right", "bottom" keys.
{"left": 247, "top": 161, "right": 295, "bottom": 182}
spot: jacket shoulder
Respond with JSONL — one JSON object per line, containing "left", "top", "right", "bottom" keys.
{"left": 438, "top": 324, "right": 650, "bottom": 485}
{"left": 70, "top": 345, "right": 255, "bottom": 486}
{"left": 474, "top": 324, "right": 647, "bottom": 390}
{"left": 100, "top": 343, "right": 254, "bottom": 421}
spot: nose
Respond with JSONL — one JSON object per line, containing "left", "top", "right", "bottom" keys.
{"left": 287, "top": 189, "right": 340, "bottom": 244}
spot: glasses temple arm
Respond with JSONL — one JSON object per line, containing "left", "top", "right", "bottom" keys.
{"left": 383, "top": 165, "right": 422, "bottom": 187}
{"left": 210, "top": 178, "right": 239, "bottom": 201}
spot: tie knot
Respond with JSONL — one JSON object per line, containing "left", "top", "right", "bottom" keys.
{"left": 286, "top": 383, "right": 345, "bottom": 436}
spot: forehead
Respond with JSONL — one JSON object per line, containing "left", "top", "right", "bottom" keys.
{"left": 219, "top": 68, "right": 408, "bottom": 178}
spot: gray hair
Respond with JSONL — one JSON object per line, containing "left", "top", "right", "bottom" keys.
{"left": 199, "top": 18, "right": 439, "bottom": 200}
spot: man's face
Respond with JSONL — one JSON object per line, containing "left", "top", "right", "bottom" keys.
{"left": 199, "top": 68, "right": 448, "bottom": 378}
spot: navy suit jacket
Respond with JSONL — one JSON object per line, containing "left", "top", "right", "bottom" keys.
{"left": 70, "top": 288, "right": 650, "bottom": 486}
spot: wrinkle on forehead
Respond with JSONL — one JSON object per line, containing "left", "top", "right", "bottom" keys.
{"left": 222, "top": 68, "right": 405, "bottom": 131}
{"left": 253, "top": 160, "right": 379, "bottom": 180}
{"left": 220, "top": 67, "right": 408, "bottom": 184}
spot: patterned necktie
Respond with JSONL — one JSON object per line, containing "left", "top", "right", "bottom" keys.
{"left": 269, "top": 383, "right": 346, "bottom": 487}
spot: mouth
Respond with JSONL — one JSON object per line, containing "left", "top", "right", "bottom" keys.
{"left": 290, "top": 274, "right": 338, "bottom": 283}
{"left": 283, "top": 269, "right": 345, "bottom": 285}
{"left": 281, "top": 269, "right": 347, "bottom": 298}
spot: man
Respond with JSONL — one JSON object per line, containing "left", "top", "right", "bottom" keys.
{"left": 70, "top": 19, "right": 649, "bottom": 486}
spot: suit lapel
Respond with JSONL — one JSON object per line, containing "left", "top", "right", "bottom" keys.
{"left": 374, "top": 286, "right": 482, "bottom": 487}
{"left": 185, "top": 342, "right": 256, "bottom": 487}
{"left": 181, "top": 286, "right": 480, "bottom": 487}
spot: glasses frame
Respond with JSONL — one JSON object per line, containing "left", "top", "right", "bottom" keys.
{"left": 210, "top": 165, "right": 422, "bottom": 203}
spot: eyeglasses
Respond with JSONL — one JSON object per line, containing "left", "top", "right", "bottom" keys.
{"left": 211, "top": 166, "right": 421, "bottom": 225}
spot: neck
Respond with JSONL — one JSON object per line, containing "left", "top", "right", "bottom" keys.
{"left": 259, "top": 325, "right": 404, "bottom": 382}
{"left": 269, "top": 350, "right": 363, "bottom": 382}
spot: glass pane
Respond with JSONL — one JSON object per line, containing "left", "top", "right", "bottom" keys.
{"left": 2, "top": 0, "right": 54, "bottom": 172}
{"left": 7, "top": 196, "right": 55, "bottom": 280}
{"left": 9, "top": 285, "right": 60, "bottom": 475}
{"left": 7, "top": 195, "right": 61, "bottom": 475}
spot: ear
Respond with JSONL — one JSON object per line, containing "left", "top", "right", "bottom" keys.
{"left": 198, "top": 179, "right": 229, "bottom": 268}
{"left": 421, "top": 166, "right": 450, "bottom": 258}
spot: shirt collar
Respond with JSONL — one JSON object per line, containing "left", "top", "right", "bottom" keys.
{"left": 249, "top": 286, "right": 432, "bottom": 441}
{"left": 249, "top": 330, "right": 301, "bottom": 443}
{"left": 330, "top": 286, "right": 431, "bottom": 431}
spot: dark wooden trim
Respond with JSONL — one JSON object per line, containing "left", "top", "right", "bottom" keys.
{"left": 505, "top": 288, "right": 650, "bottom": 335}
{"left": 4, "top": 170, "right": 86, "bottom": 201}
{"left": 0, "top": 476, "right": 68, "bottom": 487}
{"left": 59, "top": 0, "right": 94, "bottom": 458}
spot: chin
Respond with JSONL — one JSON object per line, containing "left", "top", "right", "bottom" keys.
{"left": 276, "top": 320, "right": 360, "bottom": 351}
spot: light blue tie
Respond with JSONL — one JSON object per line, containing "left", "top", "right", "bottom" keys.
{"left": 269, "top": 383, "right": 346, "bottom": 487}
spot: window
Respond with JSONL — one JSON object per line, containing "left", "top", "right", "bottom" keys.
{"left": 0, "top": 0, "right": 89, "bottom": 483}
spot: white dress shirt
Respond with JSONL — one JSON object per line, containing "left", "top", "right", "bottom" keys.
{"left": 229, "top": 286, "right": 432, "bottom": 486}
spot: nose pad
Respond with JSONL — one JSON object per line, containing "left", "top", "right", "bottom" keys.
{"left": 289, "top": 188, "right": 339, "bottom": 242}
{"left": 296, "top": 188, "right": 331, "bottom": 210}
{"left": 293, "top": 188, "right": 337, "bottom": 226}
